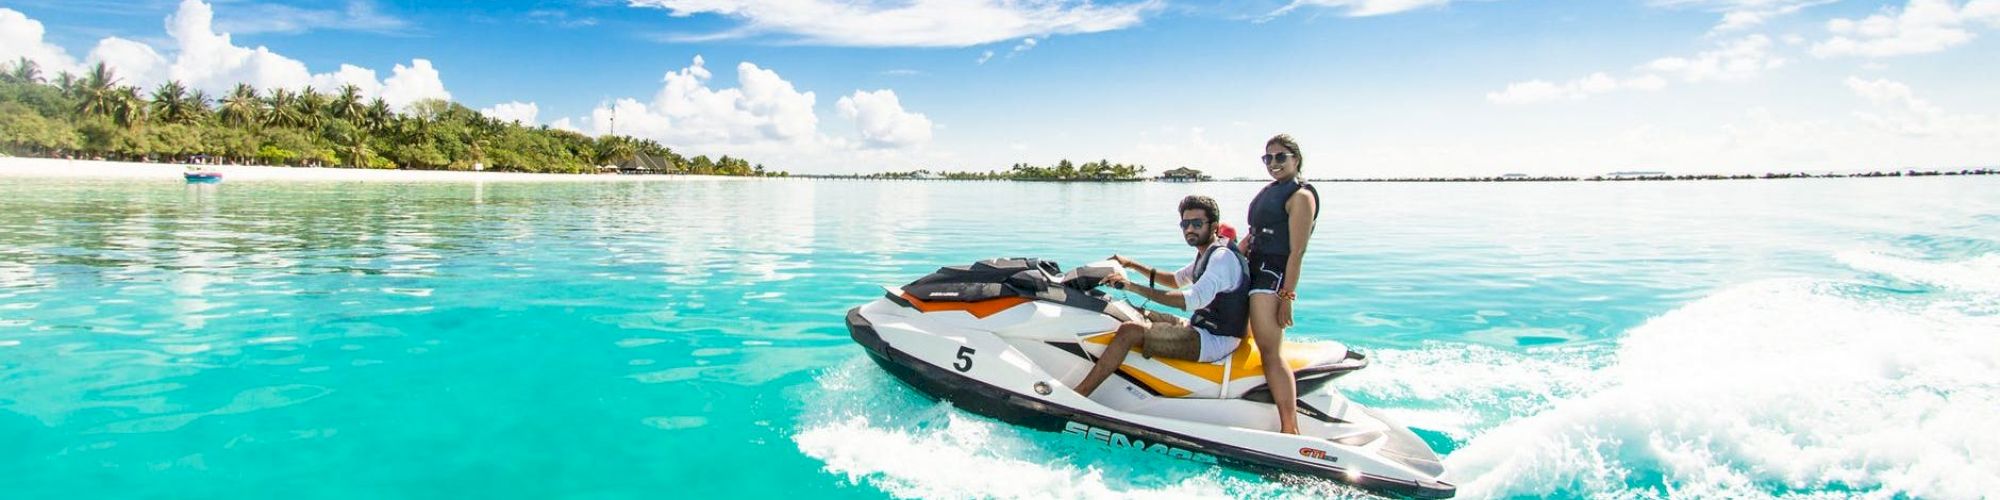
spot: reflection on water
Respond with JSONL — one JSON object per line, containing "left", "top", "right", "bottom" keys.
{"left": 1, "top": 176, "right": 1996, "bottom": 498}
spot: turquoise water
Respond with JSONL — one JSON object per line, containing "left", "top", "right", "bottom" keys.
{"left": 2, "top": 177, "right": 1996, "bottom": 499}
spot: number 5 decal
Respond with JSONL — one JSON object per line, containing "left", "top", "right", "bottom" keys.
{"left": 954, "top": 346, "right": 976, "bottom": 372}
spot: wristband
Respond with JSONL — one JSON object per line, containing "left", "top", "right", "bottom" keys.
{"left": 1278, "top": 289, "right": 1297, "bottom": 301}
{"left": 1113, "top": 281, "right": 1126, "bottom": 290}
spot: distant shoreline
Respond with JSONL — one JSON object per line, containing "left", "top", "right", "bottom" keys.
{"left": 7, "top": 156, "right": 1993, "bottom": 184}
{"left": 0, "top": 157, "right": 745, "bottom": 182}
{"left": 799, "top": 167, "right": 1998, "bottom": 183}
{"left": 1310, "top": 169, "right": 1999, "bottom": 183}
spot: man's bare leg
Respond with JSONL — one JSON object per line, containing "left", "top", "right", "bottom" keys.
{"left": 1073, "top": 322, "right": 1147, "bottom": 396}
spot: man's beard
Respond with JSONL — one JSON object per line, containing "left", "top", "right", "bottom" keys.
{"left": 1185, "top": 231, "right": 1214, "bottom": 248}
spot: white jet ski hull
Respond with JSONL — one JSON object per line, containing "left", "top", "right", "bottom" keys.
{"left": 846, "top": 295, "right": 1456, "bottom": 498}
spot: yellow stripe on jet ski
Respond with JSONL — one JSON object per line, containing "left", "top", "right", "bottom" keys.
{"left": 1117, "top": 366, "right": 1193, "bottom": 398}
{"left": 1082, "top": 331, "right": 1329, "bottom": 384}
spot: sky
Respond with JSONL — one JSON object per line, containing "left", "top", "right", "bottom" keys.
{"left": 2, "top": 0, "right": 1996, "bottom": 178}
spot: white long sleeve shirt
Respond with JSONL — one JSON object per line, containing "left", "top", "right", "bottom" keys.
{"left": 1172, "top": 244, "right": 1245, "bottom": 312}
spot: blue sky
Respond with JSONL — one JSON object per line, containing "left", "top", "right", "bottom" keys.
{"left": 3, "top": 0, "right": 1996, "bottom": 177}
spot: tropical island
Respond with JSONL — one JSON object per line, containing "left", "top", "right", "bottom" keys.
{"left": 814, "top": 165, "right": 1996, "bottom": 183}
{"left": 798, "top": 159, "right": 1152, "bottom": 181}
{"left": 0, "top": 59, "right": 785, "bottom": 177}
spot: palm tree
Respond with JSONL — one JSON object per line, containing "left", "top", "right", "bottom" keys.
{"left": 363, "top": 97, "right": 393, "bottom": 132}
{"left": 112, "top": 86, "right": 145, "bottom": 128}
{"left": 84, "top": 62, "right": 116, "bottom": 90}
{"left": 4, "top": 57, "right": 41, "bottom": 84}
{"left": 149, "top": 80, "right": 199, "bottom": 125}
{"left": 219, "top": 84, "right": 262, "bottom": 127}
{"left": 264, "top": 88, "right": 303, "bottom": 128}
{"left": 53, "top": 72, "right": 81, "bottom": 98}
{"left": 76, "top": 62, "right": 123, "bottom": 118}
{"left": 187, "top": 89, "right": 212, "bottom": 121}
{"left": 331, "top": 84, "right": 364, "bottom": 123}
{"left": 296, "top": 86, "right": 328, "bottom": 129}
{"left": 335, "top": 126, "right": 372, "bottom": 168}
{"left": 594, "top": 137, "right": 637, "bottom": 166}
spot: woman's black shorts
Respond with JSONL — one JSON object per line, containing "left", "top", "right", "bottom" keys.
{"left": 1247, "top": 254, "right": 1286, "bottom": 294}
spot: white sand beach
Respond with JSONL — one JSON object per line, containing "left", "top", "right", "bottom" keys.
{"left": 0, "top": 157, "right": 742, "bottom": 182}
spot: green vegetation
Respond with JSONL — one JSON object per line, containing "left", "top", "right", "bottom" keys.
{"left": 826, "top": 159, "right": 1148, "bottom": 181}
{"left": 0, "top": 58, "right": 785, "bottom": 176}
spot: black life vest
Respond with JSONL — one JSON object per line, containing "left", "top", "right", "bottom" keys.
{"left": 1187, "top": 240, "right": 1251, "bottom": 339}
{"left": 1246, "top": 178, "right": 1320, "bottom": 258}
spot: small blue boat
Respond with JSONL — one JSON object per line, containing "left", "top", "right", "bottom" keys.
{"left": 184, "top": 167, "right": 223, "bottom": 183}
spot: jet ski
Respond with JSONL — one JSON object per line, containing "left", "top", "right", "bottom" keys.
{"left": 845, "top": 257, "right": 1455, "bottom": 498}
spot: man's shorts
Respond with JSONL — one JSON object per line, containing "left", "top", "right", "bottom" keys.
{"left": 1248, "top": 254, "right": 1287, "bottom": 295}
{"left": 1138, "top": 310, "right": 1241, "bottom": 363}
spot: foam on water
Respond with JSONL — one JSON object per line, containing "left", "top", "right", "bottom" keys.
{"left": 792, "top": 360, "right": 1366, "bottom": 499}
{"left": 1445, "top": 253, "right": 2000, "bottom": 498}
{"left": 1338, "top": 343, "right": 1605, "bottom": 439}
{"left": 1838, "top": 251, "right": 2000, "bottom": 294}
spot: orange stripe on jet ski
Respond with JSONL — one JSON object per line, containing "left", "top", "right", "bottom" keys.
{"left": 899, "top": 293, "right": 1031, "bottom": 319}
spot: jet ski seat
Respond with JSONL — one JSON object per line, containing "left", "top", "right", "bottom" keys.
{"left": 1080, "top": 332, "right": 1366, "bottom": 399}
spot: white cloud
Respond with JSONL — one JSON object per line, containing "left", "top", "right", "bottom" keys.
{"left": 1645, "top": 34, "right": 1785, "bottom": 82}
{"left": 162, "top": 0, "right": 315, "bottom": 92}
{"left": 837, "top": 89, "right": 934, "bottom": 148}
{"left": 379, "top": 59, "right": 450, "bottom": 109}
{"left": 630, "top": 0, "right": 1158, "bottom": 47}
{"left": 552, "top": 55, "right": 950, "bottom": 173}
{"left": 583, "top": 55, "right": 818, "bottom": 148}
{"left": 1486, "top": 73, "right": 1671, "bottom": 104}
{"left": 0, "top": 8, "right": 82, "bottom": 75}
{"left": 1009, "top": 37, "right": 1039, "bottom": 58}
{"left": 1264, "top": 0, "right": 1454, "bottom": 19}
{"left": 309, "top": 64, "right": 385, "bottom": 96}
{"left": 1487, "top": 73, "right": 1663, "bottom": 105}
{"left": 1488, "top": 35, "right": 1781, "bottom": 104}
{"left": 526, "top": 10, "right": 599, "bottom": 28}
{"left": 212, "top": 0, "right": 409, "bottom": 35}
{"left": 1648, "top": 0, "right": 1833, "bottom": 33}
{"left": 976, "top": 50, "right": 995, "bottom": 65}
{"left": 11, "top": 0, "right": 451, "bottom": 110}
{"left": 1812, "top": 0, "right": 2000, "bottom": 58}
{"left": 85, "top": 38, "right": 169, "bottom": 86}
{"left": 481, "top": 101, "right": 540, "bottom": 126}
{"left": 1844, "top": 76, "right": 2000, "bottom": 138}
{"left": 1451, "top": 75, "right": 2000, "bottom": 176}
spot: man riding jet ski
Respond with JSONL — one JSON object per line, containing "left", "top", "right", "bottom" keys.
{"left": 843, "top": 203, "right": 1455, "bottom": 498}
{"left": 1073, "top": 196, "right": 1250, "bottom": 398}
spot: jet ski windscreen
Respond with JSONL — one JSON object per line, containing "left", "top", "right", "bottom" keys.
{"left": 1058, "top": 260, "right": 1119, "bottom": 290}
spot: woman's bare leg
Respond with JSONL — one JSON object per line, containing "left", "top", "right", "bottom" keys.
{"left": 1249, "top": 294, "right": 1299, "bottom": 434}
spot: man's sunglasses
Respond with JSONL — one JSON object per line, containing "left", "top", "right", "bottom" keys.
{"left": 1260, "top": 152, "right": 1295, "bottom": 166}
{"left": 1179, "top": 218, "right": 1208, "bottom": 230}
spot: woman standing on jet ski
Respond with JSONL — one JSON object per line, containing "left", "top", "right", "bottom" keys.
{"left": 1242, "top": 134, "right": 1319, "bottom": 435}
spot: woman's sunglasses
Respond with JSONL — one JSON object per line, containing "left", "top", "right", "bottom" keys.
{"left": 1260, "top": 152, "right": 1295, "bottom": 166}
